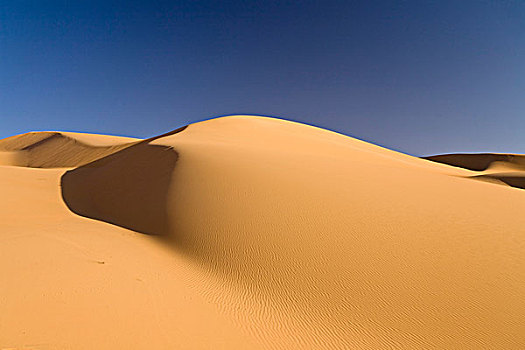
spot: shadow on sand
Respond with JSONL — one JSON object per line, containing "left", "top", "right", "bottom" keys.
{"left": 61, "top": 129, "right": 186, "bottom": 236}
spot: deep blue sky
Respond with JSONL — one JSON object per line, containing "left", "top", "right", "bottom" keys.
{"left": 1, "top": 1, "right": 524, "bottom": 155}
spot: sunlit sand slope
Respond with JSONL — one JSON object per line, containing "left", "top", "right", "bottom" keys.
{"left": 0, "top": 131, "right": 139, "bottom": 167}
{"left": 58, "top": 116, "right": 525, "bottom": 349}
{"left": 425, "top": 153, "right": 525, "bottom": 189}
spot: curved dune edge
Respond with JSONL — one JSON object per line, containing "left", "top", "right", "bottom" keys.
{"left": 423, "top": 153, "right": 525, "bottom": 189}
{"left": 60, "top": 125, "right": 188, "bottom": 235}
{"left": 0, "top": 131, "right": 140, "bottom": 168}
{"left": 61, "top": 143, "right": 181, "bottom": 236}
{"left": 424, "top": 153, "right": 525, "bottom": 171}
{"left": 56, "top": 115, "right": 525, "bottom": 349}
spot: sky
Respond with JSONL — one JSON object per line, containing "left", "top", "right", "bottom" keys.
{"left": 1, "top": 0, "right": 524, "bottom": 156}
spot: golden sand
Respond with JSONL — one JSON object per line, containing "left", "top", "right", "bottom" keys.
{"left": 1, "top": 116, "right": 524, "bottom": 349}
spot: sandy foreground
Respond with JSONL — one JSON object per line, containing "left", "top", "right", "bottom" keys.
{"left": 1, "top": 115, "right": 524, "bottom": 349}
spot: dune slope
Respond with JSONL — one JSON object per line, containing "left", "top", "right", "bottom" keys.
{"left": 55, "top": 116, "right": 525, "bottom": 349}
{"left": 0, "top": 165, "right": 260, "bottom": 350}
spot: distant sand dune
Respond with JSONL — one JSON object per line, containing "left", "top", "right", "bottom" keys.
{"left": 0, "top": 131, "right": 139, "bottom": 167}
{"left": 424, "top": 153, "right": 525, "bottom": 171}
{"left": 424, "top": 153, "right": 525, "bottom": 189}
{"left": 2, "top": 116, "right": 525, "bottom": 349}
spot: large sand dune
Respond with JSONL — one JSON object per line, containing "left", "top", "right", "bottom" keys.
{"left": 1, "top": 116, "right": 524, "bottom": 349}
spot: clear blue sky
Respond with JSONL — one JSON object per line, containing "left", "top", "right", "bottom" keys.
{"left": 1, "top": 0, "right": 524, "bottom": 155}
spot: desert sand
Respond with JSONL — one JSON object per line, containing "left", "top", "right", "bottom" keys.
{"left": 425, "top": 153, "right": 525, "bottom": 190}
{"left": 1, "top": 115, "right": 524, "bottom": 349}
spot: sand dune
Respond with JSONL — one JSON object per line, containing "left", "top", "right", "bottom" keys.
{"left": 2, "top": 116, "right": 525, "bottom": 349}
{"left": 0, "top": 131, "right": 138, "bottom": 168}
{"left": 424, "top": 153, "right": 525, "bottom": 189}
{"left": 424, "top": 153, "right": 525, "bottom": 171}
